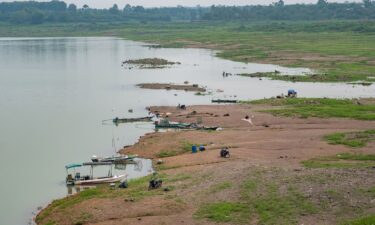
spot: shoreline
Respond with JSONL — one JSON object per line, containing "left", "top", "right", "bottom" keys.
{"left": 36, "top": 101, "right": 375, "bottom": 225}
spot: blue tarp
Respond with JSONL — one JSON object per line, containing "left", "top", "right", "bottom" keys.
{"left": 288, "top": 89, "right": 297, "bottom": 95}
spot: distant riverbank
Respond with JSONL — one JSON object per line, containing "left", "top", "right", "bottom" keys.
{"left": 1, "top": 20, "right": 375, "bottom": 83}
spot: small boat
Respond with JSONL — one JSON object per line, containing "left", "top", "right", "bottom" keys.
{"left": 113, "top": 116, "right": 153, "bottom": 124}
{"left": 65, "top": 162, "right": 126, "bottom": 186}
{"left": 155, "top": 119, "right": 191, "bottom": 129}
{"left": 211, "top": 99, "right": 238, "bottom": 103}
{"left": 74, "top": 174, "right": 126, "bottom": 185}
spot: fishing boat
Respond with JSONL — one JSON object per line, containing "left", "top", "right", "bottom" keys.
{"left": 65, "top": 162, "right": 126, "bottom": 185}
{"left": 154, "top": 119, "right": 191, "bottom": 129}
{"left": 112, "top": 116, "right": 153, "bottom": 124}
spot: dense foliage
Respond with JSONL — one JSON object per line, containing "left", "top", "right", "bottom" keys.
{"left": 0, "top": 0, "right": 375, "bottom": 24}
{"left": 204, "top": 1, "right": 375, "bottom": 21}
{"left": 0, "top": 1, "right": 208, "bottom": 24}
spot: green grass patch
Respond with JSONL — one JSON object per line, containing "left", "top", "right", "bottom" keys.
{"left": 36, "top": 188, "right": 102, "bottom": 223}
{"left": 336, "top": 153, "right": 375, "bottom": 161}
{"left": 157, "top": 140, "right": 198, "bottom": 158}
{"left": 365, "top": 187, "right": 375, "bottom": 198}
{"left": 73, "top": 212, "right": 93, "bottom": 225}
{"left": 157, "top": 150, "right": 178, "bottom": 158}
{"left": 242, "top": 181, "right": 316, "bottom": 225}
{"left": 165, "top": 173, "right": 192, "bottom": 182}
{"left": 325, "top": 130, "right": 375, "bottom": 147}
{"left": 302, "top": 153, "right": 375, "bottom": 168}
{"left": 195, "top": 202, "right": 249, "bottom": 223}
{"left": 208, "top": 182, "right": 233, "bottom": 193}
{"left": 341, "top": 215, "right": 375, "bottom": 225}
{"left": 246, "top": 98, "right": 375, "bottom": 121}
{"left": 197, "top": 176, "right": 316, "bottom": 224}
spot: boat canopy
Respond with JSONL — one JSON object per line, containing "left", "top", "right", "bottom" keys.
{"left": 65, "top": 163, "right": 82, "bottom": 169}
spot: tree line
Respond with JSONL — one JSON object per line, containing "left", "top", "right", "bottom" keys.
{"left": 0, "top": 0, "right": 374, "bottom": 24}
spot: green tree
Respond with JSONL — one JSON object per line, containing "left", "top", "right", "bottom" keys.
{"left": 109, "top": 4, "right": 119, "bottom": 14}
{"left": 274, "top": 0, "right": 285, "bottom": 7}
{"left": 67, "top": 3, "right": 77, "bottom": 12}
{"left": 30, "top": 9, "right": 44, "bottom": 24}
{"left": 317, "top": 0, "right": 328, "bottom": 7}
{"left": 363, "top": 0, "right": 373, "bottom": 8}
{"left": 123, "top": 4, "right": 131, "bottom": 13}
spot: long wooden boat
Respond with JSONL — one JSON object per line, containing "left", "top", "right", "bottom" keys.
{"left": 113, "top": 116, "right": 153, "bottom": 124}
{"left": 99, "top": 155, "right": 138, "bottom": 164}
{"left": 155, "top": 122, "right": 191, "bottom": 129}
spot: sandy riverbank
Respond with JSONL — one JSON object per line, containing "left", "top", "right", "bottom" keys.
{"left": 37, "top": 103, "right": 375, "bottom": 225}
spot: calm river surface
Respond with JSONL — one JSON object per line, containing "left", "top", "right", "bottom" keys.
{"left": 0, "top": 37, "right": 374, "bottom": 225}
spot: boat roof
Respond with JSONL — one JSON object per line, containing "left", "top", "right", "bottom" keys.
{"left": 65, "top": 163, "right": 82, "bottom": 169}
{"left": 83, "top": 162, "right": 113, "bottom": 166}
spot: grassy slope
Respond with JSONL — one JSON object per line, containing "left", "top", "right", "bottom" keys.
{"left": 248, "top": 98, "right": 375, "bottom": 120}
{"left": 302, "top": 153, "right": 375, "bottom": 169}
{"left": 196, "top": 167, "right": 375, "bottom": 224}
{"left": 1, "top": 21, "right": 375, "bottom": 82}
{"left": 325, "top": 130, "right": 375, "bottom": 147}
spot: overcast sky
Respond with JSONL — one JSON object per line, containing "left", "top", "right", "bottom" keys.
{"left": 0, "top": 0, "right": 363, "bottom": 8}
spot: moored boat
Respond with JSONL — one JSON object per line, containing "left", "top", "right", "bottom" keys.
{"left": 74, "top": 174, "right": 126, "bottom": 185}
{"left": 65, "top": 162, "right": 127, "bottom": 185}
{"left": 155, "top": 119, "right": 191, "bottom": 129}
{"left": 113, "top": 116, "right": 153, "bottom": 124}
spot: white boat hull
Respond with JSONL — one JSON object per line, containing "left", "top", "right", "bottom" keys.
{"left": 74, "top": 174, "right": 126, "bottom": 185}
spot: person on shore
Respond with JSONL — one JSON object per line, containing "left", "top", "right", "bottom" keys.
{"left": 242, "top": 115, "right": 254, "bottom": 126}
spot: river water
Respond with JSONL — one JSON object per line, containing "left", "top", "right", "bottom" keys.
{"left": 0, "top": 37, "right": 373, "bottom": 225}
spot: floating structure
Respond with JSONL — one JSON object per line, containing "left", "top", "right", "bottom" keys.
{"left": 211, "top": 99, "right": 238, "bottom": 103}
